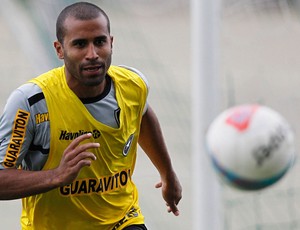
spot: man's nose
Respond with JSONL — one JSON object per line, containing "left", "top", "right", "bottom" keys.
{"left": 86, "top": 44, "right": 99, "bottom": 60}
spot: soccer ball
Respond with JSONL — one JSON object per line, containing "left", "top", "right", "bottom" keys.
{"left": 206, "top": 104, "right": 295, "bottom": 190}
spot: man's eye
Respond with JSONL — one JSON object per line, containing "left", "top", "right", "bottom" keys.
{"left": 95, "top": 39, "right": 105, "bottom": 46}
{"left": 74, "top": 40, "right": 86, "bottom": 47}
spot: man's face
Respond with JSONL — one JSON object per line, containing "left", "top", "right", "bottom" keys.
{"left": 55, "top": 15, "right": 113, "bottom": 88}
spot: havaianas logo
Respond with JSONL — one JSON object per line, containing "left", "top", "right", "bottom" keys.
{"left": 59, "top": 129, "right": 101, "bottom": 140}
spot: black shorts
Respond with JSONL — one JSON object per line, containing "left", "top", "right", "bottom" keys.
{"left": 123, "top": 224, "right": 148, "bottom": 230}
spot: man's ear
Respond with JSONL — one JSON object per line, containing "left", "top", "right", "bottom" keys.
{"left": 110, "top": 36, "right": 114, "bottom": 49}
{"left": 54, "top": 41, "right": 64, "bottom": 59}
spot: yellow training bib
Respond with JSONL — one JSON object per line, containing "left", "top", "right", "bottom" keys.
{"left": 21, "top": 66, "right": 147, "bottom": 230}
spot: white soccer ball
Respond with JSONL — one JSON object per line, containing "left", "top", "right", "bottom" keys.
{"left": 206, "top": 104, "right": 295, "bottom": 190}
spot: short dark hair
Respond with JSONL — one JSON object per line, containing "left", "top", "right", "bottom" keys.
{"left": 56, "top": 2, "right": 110, "bottom": 43}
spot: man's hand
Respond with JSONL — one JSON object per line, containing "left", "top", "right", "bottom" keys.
{"left": 155, "top": 172, "right": 182, "bottom": 216}
{"left": 54, "top": 133, "right": 99, "bottom": 186}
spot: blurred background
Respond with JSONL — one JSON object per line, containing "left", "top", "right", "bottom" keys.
{"left": 0, "top": 0, "right": 300, "bottom": 229}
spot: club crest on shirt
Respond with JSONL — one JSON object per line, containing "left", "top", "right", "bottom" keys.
{"left": 123, "top": 134, "right": 134, "bottom": 156}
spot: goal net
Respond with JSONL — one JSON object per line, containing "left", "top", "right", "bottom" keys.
{"left": 220, "top": 0, "right": 300, "bottom": 229}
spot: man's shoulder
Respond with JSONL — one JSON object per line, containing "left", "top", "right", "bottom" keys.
{"left": 30, "top": 66, "right": 65, "bottom": 85}
{"left": 111, "top": 65, "right": 149, "bottom": 89}
{"left": 16, "top": 82, "right": 43, "bottom": 99}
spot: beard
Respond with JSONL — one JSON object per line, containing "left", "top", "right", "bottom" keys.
{"left": 65, "top": 59, "right": 111, "bottom": 87}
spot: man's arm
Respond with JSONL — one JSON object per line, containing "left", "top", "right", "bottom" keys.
{"left": 138, "top": 105, "right": 182, "bottom": 216}
{"left": 0, "top": 133, "right": 98, "bottom": 200}
{"left": 0, "top": 168, "right": 62, "bottom": 200}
